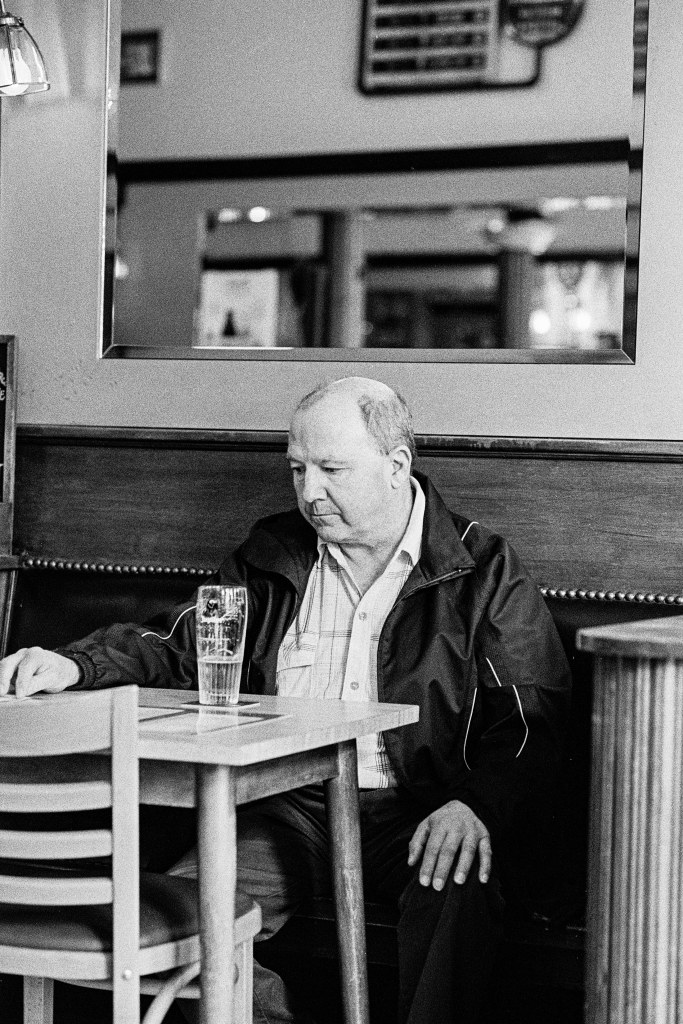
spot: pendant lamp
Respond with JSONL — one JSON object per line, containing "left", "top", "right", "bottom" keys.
{"left": 0, "top": 0, "right": 49, "bottom": 96}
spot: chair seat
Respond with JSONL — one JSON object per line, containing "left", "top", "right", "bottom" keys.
{"left": 0, "top": 873, "right": 200, "bottom": 953}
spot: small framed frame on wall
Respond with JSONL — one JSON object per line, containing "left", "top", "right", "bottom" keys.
{"left": 121, "top": 30, "right": 162, "bottom": 85}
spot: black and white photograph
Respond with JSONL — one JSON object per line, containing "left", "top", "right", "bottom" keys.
{"left": 3, "top": 3, "right": 681, "bottom": 1024}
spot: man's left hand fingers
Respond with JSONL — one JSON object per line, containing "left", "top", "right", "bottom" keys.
{"left": 431, "top": 838, "right": 459, "bottom": 891}
{"left": 407, "top": 818, "right": 430, "bottom": 867}
{"left": 417, "top": 827, "right": 447, "bottom": 887}
{"left": 478, "top": 836, "right": 493, "bottom": 883}
{"left": 453, "top": 837, "right": 478, "bottom": 885}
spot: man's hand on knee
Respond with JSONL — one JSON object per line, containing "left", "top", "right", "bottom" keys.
{"left": 407, "top": 800, "right": 492, "bottom": 891}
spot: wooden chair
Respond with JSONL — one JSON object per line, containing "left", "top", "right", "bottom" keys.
{"left": 0, "top": 686, "right": 261, "bottom": 1024}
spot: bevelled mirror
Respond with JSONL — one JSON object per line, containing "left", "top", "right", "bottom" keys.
{"left": 103, "top": 0, "right": 648, "bottom": 364}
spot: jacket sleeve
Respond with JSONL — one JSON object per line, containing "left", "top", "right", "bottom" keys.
{"left": 57, "top": 550, "right": 253, "bottom": 691}
{"left": 448, "top": 539, "right": 572, "bottom": 842}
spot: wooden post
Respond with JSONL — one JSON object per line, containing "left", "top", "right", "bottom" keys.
{"left": 499, "top": 249, "right": 534, "bottom": 349}
{"left": 325, "top": 212, "right": 366, "bottom": 349}
{"left": 578, "top": 618, "right": 683, "bottom": 1024}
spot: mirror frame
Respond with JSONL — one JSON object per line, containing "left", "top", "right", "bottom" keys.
{"left": 102, "top": 4, "right": 646, "bottom": 366}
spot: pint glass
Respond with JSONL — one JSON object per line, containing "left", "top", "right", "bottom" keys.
{"left": 195, "top": 585, "right": 248, "bottom": 705}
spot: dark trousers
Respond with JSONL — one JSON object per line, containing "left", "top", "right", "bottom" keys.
{"left": 173, "top": 785, "right": 504, "bottom": 1024}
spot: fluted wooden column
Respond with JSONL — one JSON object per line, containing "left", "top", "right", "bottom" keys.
{"left": 577, "top": 617, "right": 683, "bottom": 1024}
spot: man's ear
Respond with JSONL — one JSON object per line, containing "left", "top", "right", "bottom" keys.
{"left": 389, "top": 445, "right": 412, "bottom": 488}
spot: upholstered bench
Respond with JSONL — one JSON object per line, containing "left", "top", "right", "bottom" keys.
{"left": 9, "top": 425, "right": 683, "bottom": 1019}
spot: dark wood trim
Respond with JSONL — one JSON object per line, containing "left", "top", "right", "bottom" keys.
{"left": 116, "top": 140, "right": 632, "bottom": 185}
{"left": 17, "top": 425, "right": 287, "bottom": 452}
{"left": 17, "top": 425, "right": 683, "bottom": 464}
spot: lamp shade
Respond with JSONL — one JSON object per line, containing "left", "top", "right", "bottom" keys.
{"left": 0, "top": 4, "right": 49, "bottom": 96}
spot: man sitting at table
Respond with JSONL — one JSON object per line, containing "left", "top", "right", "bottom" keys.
{"left": 0, "top": 376, "right": 571, "bottom": 1024}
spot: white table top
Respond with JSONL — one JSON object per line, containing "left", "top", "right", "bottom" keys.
{"left": 137, "top": 687, "right": 419, "bottom": 766}
{"left": 577, "top": 614, "right": 683, "bottom": 659}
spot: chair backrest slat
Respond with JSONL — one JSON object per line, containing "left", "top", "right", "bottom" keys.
{"left": 0, "top": 753, "right": 111, "bottom": 806}
{"left": 0, "top": 755, "right": 111, "bottom": 812}
{"left": 0, "top": 691, "right": 118, "bottom": 756}
{"left": 0, "top": 874, "right": 113, "bottom": 905}
{"left": 0, "top": 780, "right": 111, "bottom": 812}
{"left": 0, "top": 827, "right": 112, "bottom": 860}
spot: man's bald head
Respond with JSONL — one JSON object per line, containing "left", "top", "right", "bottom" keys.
{"left": 293, "top": 377, "right": 416, "bottom": 466}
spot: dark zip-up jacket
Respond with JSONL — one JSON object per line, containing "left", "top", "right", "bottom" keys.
{"left": 64, "top": 472, "right": 571, "bottom": 843}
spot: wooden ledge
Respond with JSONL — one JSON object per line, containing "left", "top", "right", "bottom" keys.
{"left": 578, "top": 617, "right": 683, "bottom": 659}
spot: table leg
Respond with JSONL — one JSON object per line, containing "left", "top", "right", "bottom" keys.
{"left": 324, "top": 739, "right": 370, "bottom": 1024}
{"left": 197, "top": 763, "right": 236, "bottom": 1024}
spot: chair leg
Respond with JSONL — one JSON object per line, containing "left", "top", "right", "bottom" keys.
{"left": 23, "top": 977, "right": 54, "bottom": 1024}
{"left": 114, "top": 971, "right": 141, "bottom": 1024}
{"left": 234, "top": 939, "right": 254, "bottom": 1024}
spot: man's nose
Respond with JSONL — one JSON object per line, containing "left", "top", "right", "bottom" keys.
{"left": 300, "top": 468, "right": 327, "bottom": 504}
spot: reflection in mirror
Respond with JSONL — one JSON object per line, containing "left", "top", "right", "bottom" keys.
{"left": 190, "top": 200, "right": 628, "bottom": 354}
{"left": 103, "top": 1, "right": 647, "bottom": 364}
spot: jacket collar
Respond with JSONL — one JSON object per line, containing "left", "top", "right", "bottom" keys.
{"left": 239, "top": 507, "right": 318, "bottom": 598}
{"left": 408, "top": 470, "right": 475, "bottom": 584}
{"left": 239, "top": 469, "right": 475, "bottom": 596}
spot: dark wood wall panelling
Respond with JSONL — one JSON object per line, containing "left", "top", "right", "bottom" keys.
{"left": 14, "top": 426, "right": 683, "bottom": 601}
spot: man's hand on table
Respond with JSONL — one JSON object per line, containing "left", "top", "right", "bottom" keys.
{"left": 0, "top": 648, "right": 80, "bottom": 697}
{"left": 408, "top": 799, "right": 492, "bottom": 890}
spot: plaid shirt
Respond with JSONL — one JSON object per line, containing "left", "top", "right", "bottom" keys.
{"left": 276, "top": 479, "right": 425, "bottom": 788}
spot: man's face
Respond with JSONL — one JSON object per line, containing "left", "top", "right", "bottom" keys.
{"left": 287, "top": 396, "right": 396, "bottom": 550}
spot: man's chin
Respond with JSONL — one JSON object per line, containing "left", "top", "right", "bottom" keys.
{"left": 308, "top": 514, "right": 344, "bottom": 539}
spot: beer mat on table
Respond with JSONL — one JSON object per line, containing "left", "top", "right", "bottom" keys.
{"left": 140, "top": 708, "right": 290, "bottom": 734}
{"left": 179, "top": 697, "right": 261, "bottom": 710}
{"left": 138, "top": 707, "right": 186, "bottom": 721}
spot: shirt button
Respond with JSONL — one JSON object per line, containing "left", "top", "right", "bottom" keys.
{"left": 350, "top": 681, "right": 359, "bottom": 690}
{"left": 358, "top": 612, "right": 367, "bottom": 621}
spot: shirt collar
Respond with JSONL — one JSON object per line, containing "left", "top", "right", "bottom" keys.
{"left": 317, "top": 476, "right": 425, "bottom": 569}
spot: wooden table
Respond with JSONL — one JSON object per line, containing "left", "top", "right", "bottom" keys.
{"left": 577, "top": 616, "right": 683, "bottom": 1024}
{"left": 135, "top": 689, "right": 418, "bottom": 1024}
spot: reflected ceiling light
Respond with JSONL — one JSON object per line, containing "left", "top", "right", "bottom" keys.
{"left": 484, "top": 214, "right": 506, "bottom": 236}
{"left": 247, "top": 206, "right": 271, "bottom": 223}
{"left": 114, "top": 255, "right": 130, "bottom": 281}
{"left": 529, "top": 309, "right": 552, "bottom": 336}
{"left": 217, "top": 208, "right": 242, "bottom": 224}
{"left": 540, "top": 197, "right": 579, "bottom": 216}
{"left": 486, "top": 212, "right": 556, "bottom": 256}
{"left": 583, "top": 196, "right": 623, "bottom": 211}
{"left": 570, "top": 308, "right": 592, "bottom": 332}
{"left": 0, "top": 0, "right": 49, "bottom": 96}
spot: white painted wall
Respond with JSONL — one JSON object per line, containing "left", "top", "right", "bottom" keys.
{"left": 119, "top": 0, "right": 632, "bottom": 158}
{"left": 1, "top": 1, "right": 681, "bottom": 442}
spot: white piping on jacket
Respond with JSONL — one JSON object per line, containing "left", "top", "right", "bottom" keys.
{"left": 141, "top": 604, "right": 196, "bottom": 643}
{"left": 485, "top": 656, "right": 529, "bottom": 759}
{"left": 460, "top": 520, "right": 479, "bottom": 771}
{"left": 462, "top": 690, "right": 477, "bottom": 771}
{"left": 460, "top": 521, "right": 479, "bottom": 542}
